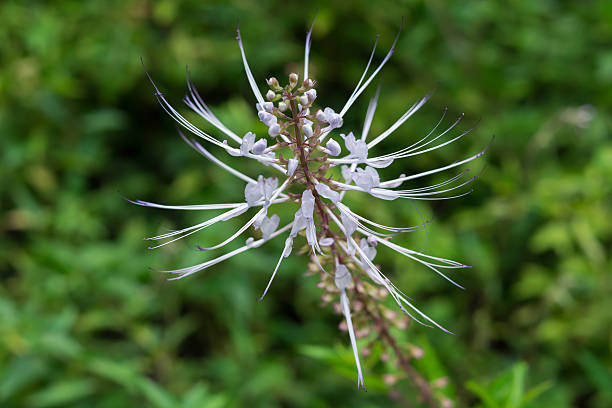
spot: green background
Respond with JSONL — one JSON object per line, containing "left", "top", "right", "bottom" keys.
{"left": 1, "top": 1, "right": 611, "bottom": 407}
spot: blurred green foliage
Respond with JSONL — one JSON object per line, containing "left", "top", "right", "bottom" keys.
{"left": 1, "top": 0, "right": 611, "bottom": 407}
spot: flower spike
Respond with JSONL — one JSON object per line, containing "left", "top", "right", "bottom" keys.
{"left": 134, "top": 22, "right": 487, "bottom": 392}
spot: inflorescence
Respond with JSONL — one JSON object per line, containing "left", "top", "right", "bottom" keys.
{"left": 130, "top": 21, "right": 488, "bottom": 391}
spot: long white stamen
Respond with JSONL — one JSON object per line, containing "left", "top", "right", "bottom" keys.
{"left": 339, "top": 24, "right": 402, "bottom": 118}
{"left": 184, "top": 71, "right": 243, "bottom": 144}
{"left": 366, "top": 91, "right": 432, "bottom": 149}
{"left": 179, "top": 133, "right": 255, "bottom": 184}
{"left": 340, "top": 289, "right": 366, "bottom": 389}
{"left": 236, "top": 26, "right": 265, "bottom": 106}
{"left": 329, "top": 212, "right": 437, "bottom": 329}
{"left": 304, "top": 18, "right": 315, "bottom": 80}
{"left": 163, "top": 222, "right": 293, "bottom": 280}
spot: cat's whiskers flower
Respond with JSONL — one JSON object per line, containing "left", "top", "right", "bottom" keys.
{"left": 132, "top": 21, "right": 487, "bottom": 389}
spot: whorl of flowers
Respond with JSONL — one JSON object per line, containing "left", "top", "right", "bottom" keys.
{"left": 131, "top": 21, "right": 488, "bottom": 391}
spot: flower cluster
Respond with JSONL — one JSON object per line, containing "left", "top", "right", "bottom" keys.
{"left": 132, "top": 22, "right": 487, "bottom": 390}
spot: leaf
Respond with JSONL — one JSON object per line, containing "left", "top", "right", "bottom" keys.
{"left": 25, "top": 379, "right": 96, "bottom": 408}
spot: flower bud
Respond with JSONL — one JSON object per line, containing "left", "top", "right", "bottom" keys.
{"left": 302, "top": 123, "right": 313, "bottom": 138}
{"left": 258, "top": 111, "right": 277, "bottom": 127}
{"left": 289, "top": 72, "right": 298, "bottom": 87}
{"left": 299, "top": 95, "right": 309, "bottom": 106}
{"left": 266, "top": 77, "right": 281, "bottom": 91}
{"left": 252, "top": 138, "right": 267, "bottom": 155}
{"left": 256, "top": 101, "right": 274, "bottom": 113}
{"left": 266, "top": 90, "right": 276, "bottom": 101}
{"left": 278, "top": 101, "right": 287, "bottom": 112}
{"left": 268, "top": 123, "right": 281, "bottom": 137}
{"left": 319, "top": 237, "right": 334, "bottom": 247}
{"left": 325, "top": 139, "right": 341, "bottom": 156}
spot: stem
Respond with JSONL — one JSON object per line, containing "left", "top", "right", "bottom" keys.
{"left": 289, "top": 98, "right": 335, "bottom": 249}
{"left": 353, "top": 280, "right": 437, "bottom": 407}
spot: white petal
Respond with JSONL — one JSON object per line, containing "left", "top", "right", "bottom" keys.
{"left": 334, "top": 264, "right": 352, "bottom": 290}
{"left": 340, "top": 290, "right": 366, "bottom": 390}
{"left": 315, "top": 183, "right": 340, "bottom": 204}
{"left": 287, "top": 158, "right": 299, "bottom": 176}
{"left": 301, "top": 189, "right": 315, "bottom": 219}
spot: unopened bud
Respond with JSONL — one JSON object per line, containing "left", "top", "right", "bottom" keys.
{"left": 252, "top": 138, "right": 267, "bottom": 155}
{"left": 278, "top": 101, "right": 287, "bottom": 112}
{"left": 302, "top": 123, "right": 313, "bottom": 138}
{"left": 266, "top": 77, "right": 281, "bottom": 91}
{"left": 266, "top": 90, "right": 276, "bottom": 101}
{"left": 268, "top": 123, "right": 281, "bottom": 137}
{"left": 299, "top": 95, "right": 309, "bottom": 106}
{"left": 325, "top": 139, "right": 341, "bottom": 156}
{"left": 289, "top": 72, "right": 298, "bottom": 86}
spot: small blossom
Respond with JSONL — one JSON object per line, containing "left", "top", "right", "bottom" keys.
{"left": 240, "top": 132, "right": 256, "bottom": 155}
{"left": 353, "top": 166, "right": 380, "bottom": 192}
{"left": 343, "top": 132, "right": 368, "bottom": 161}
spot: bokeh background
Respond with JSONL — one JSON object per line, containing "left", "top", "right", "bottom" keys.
{"left": 1, "top": 1, "right": 611, "bottom": 407}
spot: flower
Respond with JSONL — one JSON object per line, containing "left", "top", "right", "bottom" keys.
{"left": 131, "top": 20, "right": 488, "bottom": 390}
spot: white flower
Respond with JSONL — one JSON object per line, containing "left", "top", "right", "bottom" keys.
{"left": 323, "top": 139, "right": 341, "bottom": 156}
{"left": 258, "top": 111, "right": 277, "bottom": 127}
{"left": 353, "top": 166, "right": 380, "bottom": 192}
{"left": 258, "top": 214, "right": 280, "bottom": 240}
{"left": 319, "top": 107, "right": 343, "bottom": 129}
{"left": 240, "top": 132, "right": 256, "bottom": 155}
{"left": 343, "top": 132, "right": 368, "bottom": 161}
{"left": 135, "top": 21, "right": 486, "bottom": 389}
